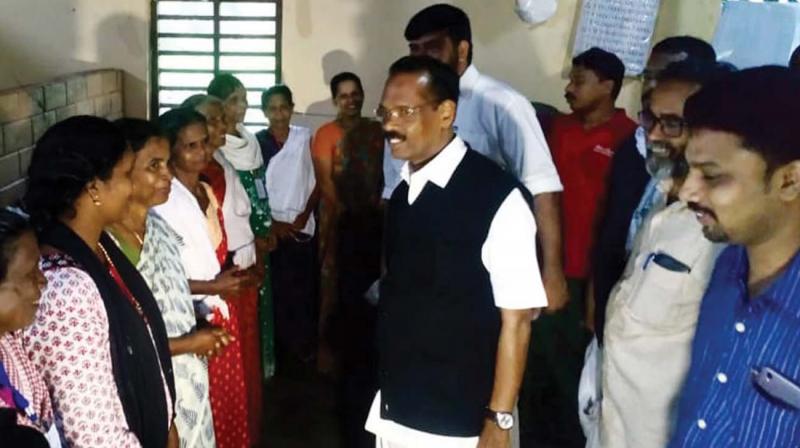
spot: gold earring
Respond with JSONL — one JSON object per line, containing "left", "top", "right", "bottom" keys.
{"left": 91, "top": 196, "right": 101, "bottom": 206}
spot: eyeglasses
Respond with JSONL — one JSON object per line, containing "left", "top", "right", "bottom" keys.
{"left": 639, "top": 109, "right": 686, "bottom": 138}
{"left": 375, "top": 102, "right": 437, "bottom": 123}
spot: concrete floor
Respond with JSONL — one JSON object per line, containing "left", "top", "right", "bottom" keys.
{"left": 262, "top": 359, "right": 342, "bottom": 448}
{"left": 260, "top": 354, "right": 586, "bottom": 448}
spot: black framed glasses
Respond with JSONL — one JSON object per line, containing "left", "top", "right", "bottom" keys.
{"left": 639, "top": 109, "right": 686, "bottom": 138}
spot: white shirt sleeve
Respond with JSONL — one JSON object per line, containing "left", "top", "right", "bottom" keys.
{"left": 496, "top": 93, "right": 563, "bottom": 195}
{"left": 481, "top": 188, "right": 548, "bottom": 309}
{"left": 382, "top": 140, "right": 404, "bottom": 199}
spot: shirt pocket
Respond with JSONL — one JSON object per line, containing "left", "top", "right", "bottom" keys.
{"left": 622, "top": 253, "right": 699, "bottom": 330}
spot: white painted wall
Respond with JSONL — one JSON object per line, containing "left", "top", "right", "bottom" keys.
{"left": 0, "top": 0, "right": 150, "bottom": 117}
{"left": 281, "top": 0, "right": 723, "bottom": 130}
{"left": 0, "top": 0, "right": 722, "bottom": 124}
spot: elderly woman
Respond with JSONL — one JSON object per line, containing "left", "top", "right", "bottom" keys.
{"left": 207, "top": 74, "right": 274, "bottom": 444}
{"left": 183, "top": 93, "right": 268, "bottom": 441}
{"left": 0, "top": 207, "right": 55, "bottom": 448}
{"left": 22, "top": 116, "right": 176, "bottom": 447}
{"left": 153, "top": 108, "right": 251, "bottom": 448}
{"left": 108, "top": 118, "right": 225, "bottom": 448}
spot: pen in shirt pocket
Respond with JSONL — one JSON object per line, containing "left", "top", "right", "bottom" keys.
{"left": 643, "top": 251, "right": 691, "bottom": 273}
{"left": 751, "top": 366, "right": 800, "bottom": 410}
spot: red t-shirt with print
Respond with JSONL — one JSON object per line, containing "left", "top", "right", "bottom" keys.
{"left": 548, "top": 109, "right": 637, "bottom": 279}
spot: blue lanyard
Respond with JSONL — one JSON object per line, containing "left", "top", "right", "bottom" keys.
{"left": 0, "top": 359, "right": 38, "bottom": 423}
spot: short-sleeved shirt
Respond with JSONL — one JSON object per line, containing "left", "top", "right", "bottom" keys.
{"left": 366, "top": 136, "right": 547, "bottom": 447}
{"left": 548, "top": 110, "right": 637, "bottom": 278}
{"left": 601, "top": 202, "right": 724, "bottom": 448}
{"left": 311, "top": 121, "right": 343, "bottom": 162}
{"left": 669, "top": 245, "right": 800, "bottom": 447}
{"left": 383, "top": 65, "right": 563, "bottom": 199}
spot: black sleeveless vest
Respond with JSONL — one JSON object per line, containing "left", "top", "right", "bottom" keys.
{"left": 378, "top": 147, "right": 529, "bottom": 436}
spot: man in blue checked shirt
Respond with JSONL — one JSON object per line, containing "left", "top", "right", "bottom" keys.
{"left": 670, "top": 66, "right": 800, "bottom": 447}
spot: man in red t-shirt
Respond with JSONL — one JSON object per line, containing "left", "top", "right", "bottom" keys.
{"left": 530, "top": 47, "right": 636, "bottom": 448}
{"left": 550, "top": 47, "right": 637, "bottom": 291}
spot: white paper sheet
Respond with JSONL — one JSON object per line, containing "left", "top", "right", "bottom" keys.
{"left": 572, "top": 0, "right": 661, "bottom": 76}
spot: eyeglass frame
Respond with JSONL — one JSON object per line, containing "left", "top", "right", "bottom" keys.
{"left": 639, "top": 108, "right": 687, "bottom": 138}
{"left": 375, "top": 101, "right": 440, "bottom": 123}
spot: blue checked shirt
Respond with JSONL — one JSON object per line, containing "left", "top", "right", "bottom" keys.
{"left": 669, "top": 245, "right": 800, "bottom": 447}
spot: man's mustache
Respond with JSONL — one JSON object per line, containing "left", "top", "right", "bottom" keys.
{"left": 564, "top": 93, "right": 576, "bottom": 102}
{"left": 688, "top": 201, "right": 717, "bottom": 220}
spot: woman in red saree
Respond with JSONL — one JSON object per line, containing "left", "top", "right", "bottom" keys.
{"left": 185, "top": 94, "right": 267, "bottom": 446}
{"left": 154, "top": 108, "right": 252, "bottom": 448}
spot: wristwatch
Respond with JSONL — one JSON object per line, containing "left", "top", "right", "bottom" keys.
{"left": 485, "top": 408, "right": 514, "bottom": 430}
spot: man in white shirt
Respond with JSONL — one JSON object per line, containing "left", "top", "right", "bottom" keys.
{"left": 367, "top": 55, "right": 546, "bottom": 448}
{"left": 380, "top": 5, "right": 567, "bottom": 446}
{"left": 791, "top": 44, "right": 800, "bottom": 70}
{"left": 599, "top": 61, "right": 725, "bottom": 448}
{"left": 382, "top": 3, "right": 567, "bottom": 313}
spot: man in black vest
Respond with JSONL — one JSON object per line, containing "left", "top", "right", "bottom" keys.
{"left": 365, "top": 55, "right": 547, "bottom": 448}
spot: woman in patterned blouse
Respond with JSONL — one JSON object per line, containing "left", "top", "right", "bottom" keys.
{"left": 0, "top": 207, "right": 53, "bottom": 447}
{"left": 21, "top": 116, "right": 176, "bottom": 448}
{"left": 108, "top": 118, "right": 230, "bottom": 448}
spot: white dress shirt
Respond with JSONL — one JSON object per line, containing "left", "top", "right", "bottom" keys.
{"left": 366, "top": 136, "right": 547, "bottom": 447}
{"left": 600, "top": 202, "right": 724, "bottom": 448}
{"left": 383, "top": 65, "right": 563, "bottom": 199}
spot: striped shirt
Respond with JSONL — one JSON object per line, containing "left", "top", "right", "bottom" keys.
{"left": 669, "top": 245, "right": 800, "bottom": 447}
